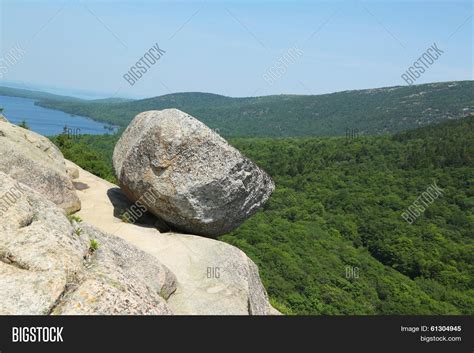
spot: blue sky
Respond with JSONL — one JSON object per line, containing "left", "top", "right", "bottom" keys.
{"left": 0, "top": 0, "right": 472, "bottom": 99}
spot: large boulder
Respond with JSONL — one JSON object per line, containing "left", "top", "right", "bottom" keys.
{"left": 0, "top": 172, "right": 177, "bottom": 315}
{"left": 113, "top": 109, "right": 275, "bottom": 237}
{"left": 0, "top": 120, "right": 80, "bottom": 213}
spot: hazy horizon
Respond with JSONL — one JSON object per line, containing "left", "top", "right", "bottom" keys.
{"left": 0, "top": 78, "right": 472, "bottom": 101}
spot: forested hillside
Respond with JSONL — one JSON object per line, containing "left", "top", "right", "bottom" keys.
{"left": 51, "top": 115, "right": 474, "bottom": 315}
{"left": 38, "top": 80, "right": 473, "bottom": 137}
{"left": 223, "top": 115, "right": 473, "bottom": 314}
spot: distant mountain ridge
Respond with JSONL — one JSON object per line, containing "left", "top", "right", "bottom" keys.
{"left": 1, "top": 81, "right": 472, "bottom": 137}
{"left": 0, "top": 86, "right": 134, "bottom": 103}
{"left": 0, "top": 86, "right": 81, "bottom": 101}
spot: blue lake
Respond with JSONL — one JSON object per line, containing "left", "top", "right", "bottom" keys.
{"left": 0, "top": 95, "right": 115, "bottom": 136}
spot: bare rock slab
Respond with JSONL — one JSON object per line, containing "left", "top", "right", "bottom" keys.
{"left": 70, "top": 160, "right": 278, "bottom": 315}
{"left": 0, "top": 120, "right": 80, "bottom": 213}
{"left": 0, "top": 172, "right": 176, "bottom": 315}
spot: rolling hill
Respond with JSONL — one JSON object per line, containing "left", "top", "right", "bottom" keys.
{"left": 34, "top": 80, "right": 473, "bottom": 137}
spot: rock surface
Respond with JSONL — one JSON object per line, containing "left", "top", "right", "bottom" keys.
{"left": 0, "top": 114, "right": 7, "bottom": 122}
{"left": 113, "top": 109, "right": 275, "bottom": 237}
{"left": 0, "top": 120, "right": 80, "bottom": 213}
{"left": 0, "top": 117, "right": 278, "bottom": 315}
{"left": 0, "top": 172, "right": 176, "bottom": 315}
{"left": 68, "top": 160, "right": 278, "bottom": 315}
{"left": 66, "top": 165, "right": 80, "bottom": 179}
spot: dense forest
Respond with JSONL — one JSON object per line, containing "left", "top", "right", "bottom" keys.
{"left": 49, "top": 115, "right": 474, "bottom": 315}
{"left": 23, "top": 80, "right": 474, "bottom": 137}
{"left": 224, "top": 116, "right": 473, "bottom": 314}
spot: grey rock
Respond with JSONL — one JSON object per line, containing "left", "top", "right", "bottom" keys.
{"left": 0, "top": 120, "right": 80, "bottom": 213}
{"left": 0, "top": 172, "right": 176, "bottom": 315}
{"left": 113, "top": 109, "right": 275, "bottom": 237}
